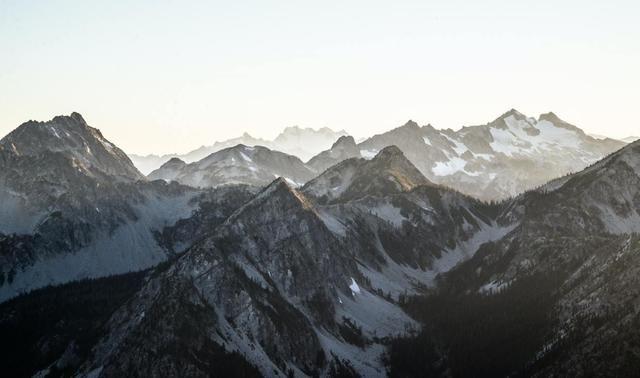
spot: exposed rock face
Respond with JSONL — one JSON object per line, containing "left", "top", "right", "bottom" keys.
{"left": 148, "top": 144, "right": 316, "bottom": 188}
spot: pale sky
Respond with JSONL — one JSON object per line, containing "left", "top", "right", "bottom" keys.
{"left": 1, "top": 0, "right": 639, "bottom": 155}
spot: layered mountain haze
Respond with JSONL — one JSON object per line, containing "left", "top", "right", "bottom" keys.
{"left": 4, "top": 0, "right": 639, "bottom": 374}
{"left": 130, "top": 127, "right": 348, "bottom": 174}
{"left": 132, "top": 109, "right": 624, "bottom": 201}
{"left": 272, "top": 126, "right": 349, "bottom": 161}
{"left": 1, "top": 111, "right": 639, "bottom": 377}
{"left": 149, "top": 144, "right": 316, "bottom": 188}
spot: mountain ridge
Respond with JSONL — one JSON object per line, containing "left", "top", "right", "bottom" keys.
{"left": 129, "top": 126, "right": 348, "bottom": 174}
{"left": 354, "top": 109, "right": 626, "bottom": 200}
{"left": 148, "top": 144, "right": 316, "bottom": 188}
{"left": 0, "top": 113, "right": 241, "bottom": 302}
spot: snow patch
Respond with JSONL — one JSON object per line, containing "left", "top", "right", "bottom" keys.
{"left": 349, "top": 278, "right": 361, "bottom": 295}
{"left": 443, "top": 134, "right": 469, "bottom": 155}
{"left": 239, "top": 151, "right": 252, "bottom": 163}
{"left": 479, "top": 280, "right": 509, "bottom": 294}
{"left": 489, "top": 115, "right": 583, "bottom": 158}
{"left": 432, "top": 157, "right": 470, "bottom": 176}
{"left": 360, "top": 149, "right": 378, "bottom": 160}
{"left": 48, "top": 125, "right": 61, "bottom": 139}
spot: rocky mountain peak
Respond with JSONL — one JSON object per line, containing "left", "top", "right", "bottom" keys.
{"left": 263, "top": 177, "right": 313, "bottom": 207}
{"left": 225, "top": 177, "right": 314, "bottom": 224}
{"left": 49, "top": 112, "right": 88, "bottom": 128}
{"left": 331, "top": 135, "right": 356, "bottom": 149}
{"left": 488, "top": 108, "right": 528, "bottom": 129}
{"left": 538, "top": 111, "right": 563, "bottom": 124}
{"left": 372, "top": 145, "right": 405, "bottom": 160}
{"left": 538, "top": 112, "right": 584, "bottom": 134}
{"left": 401, "top": 119, "right": 420, "bottom": 130}
{"left": 69, "top": 111, "right": 88, "bottom": 125}
{"left": 538, "top": 111, "right": 559, "bottom": 121}
{"left": 163, "top": 157, "right": 186, "bottom": 167}
{"left": 502, "top": 108, "right": 526, "bottom": 119}
{"left": 303, "top": 144, "right": 431, "bottom": 203}
{"left": 0, "top": 113, "right": 144, "bottom": 181}
{"left": 306, "top": 135, "right": 361, "bottom": 173}
{"left": 150, "top": 142, "right": 316, "bottom": 188}
{"left": 367, "top": 145, "right": 431, "bottom": 190}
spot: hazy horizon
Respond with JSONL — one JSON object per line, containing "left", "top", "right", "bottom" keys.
{"left": 2, "top": 108, "right": 635, "bottom": 157}
{"left": 2, "top": 0, "right": 639, "bottom": 155}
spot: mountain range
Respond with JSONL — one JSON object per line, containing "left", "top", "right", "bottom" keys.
{"left": 387, "top": 138, "right": 640, "bottom": 376}
{"left": 0, "top": 114, "right": 250, "bottom": 302}
{"left": 148, "top": 144, "right": 316, "bottom": 188}
{"left": 129, "top": 126, "right": 349, "bottom": 175}
{"left": 144, "top": 109, "right": 625, "bottom": 201}
{"left": 355, "top": 110, "right": 625, "bottom": 200}
{"left": 0, "top": 112, "right": 639, "bottom": 377}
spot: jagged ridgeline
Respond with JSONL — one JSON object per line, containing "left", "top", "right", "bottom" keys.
{"left": 0, "top": 112, "right": 639, "bottom": 377}
{"left": 0, "top": 114, "right": 257, "bottom": 302}
{"left": 141, "top": 109, "right": 625, "bottom": 201}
